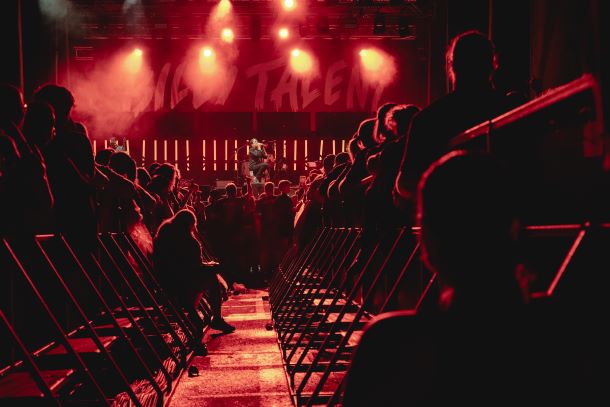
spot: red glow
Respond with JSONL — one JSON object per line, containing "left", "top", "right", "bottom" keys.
{"left": 282, "top": 0, "right": 296, "bottom": 11}
{"left": 278, "top": 27, "right": 289, "bottom": 39}
{"left": 221, "top": 28, "right": 235, "bottom": 43}
{"left": 290, "top": 48, "right": 313, "bottom": 74}
{"left": 124, "top": 48, "right": 143, "bottom": 73}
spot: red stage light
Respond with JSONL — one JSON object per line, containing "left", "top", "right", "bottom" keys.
{"left": 221, "top": 28, "right": 235, "bottom": 43}
{"left": 359, "top": 48, "right": 383, "bottom": 72}
{"left": 290, "top": 48, "right": 313, "bottom": 74}
{"left": 282, "top": 0, "right": 296, "bottom": 11}
{"left": 278, "top": 27, "right": 289, "bottom": 40}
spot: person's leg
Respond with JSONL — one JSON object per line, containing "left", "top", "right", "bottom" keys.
{"left": 198, "top": 265, "right": 236, "bottom": 333}
{"left": 254, "top": 163, "right": 268, "bottom": 180}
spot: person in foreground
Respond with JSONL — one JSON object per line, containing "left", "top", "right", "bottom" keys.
{"left": 343, "top": 151, "right": 601, "bottom": 406}
{"left": 153, "top": 209, "right": 235, "bottom": 353}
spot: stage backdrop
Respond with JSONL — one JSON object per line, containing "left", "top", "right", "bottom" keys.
{"left": 69, "top": 39, "right": 427, "bottom": 182}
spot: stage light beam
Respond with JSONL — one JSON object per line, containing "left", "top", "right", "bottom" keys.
{"left": 214, "top": 0, "right": 232, "bottom": 20}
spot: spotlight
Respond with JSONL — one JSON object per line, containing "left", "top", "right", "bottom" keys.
{"left": 221, "top": 27, "right": 234, "bottom": 43}
{"left": 373, "top": 14, "right": 386, "bottom": 35}
{"left": 282, "top": 0, "right": 296, "bottom": 11}
{"left": 290, "top": 48, "right": 313, "bottom": 74}
{"left": 359, "top": 48, "right": 383, "bottom": 72}
{"left": 278, "top": 27, "right": 289, "bottom": 40}
{"left": 202, "top": 47, "right": 214, "bottom": 58}
{"left": 133, "top": 48, "right": 143, "bottom": 57}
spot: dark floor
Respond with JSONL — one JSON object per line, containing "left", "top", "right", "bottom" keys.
{"left": 168, "top": 290, "right": 293, "bottom": 406}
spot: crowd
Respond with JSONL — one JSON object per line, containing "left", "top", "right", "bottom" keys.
{"left": 2, "top": 29, "right": 603, "bottom": 403}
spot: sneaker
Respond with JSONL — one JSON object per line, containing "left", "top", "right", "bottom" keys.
{"left": 210, "top": 317, "right": 236, "bottom": 333}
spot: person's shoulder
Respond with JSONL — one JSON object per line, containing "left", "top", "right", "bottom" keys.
{"left": 358, "top": 310, "right": 419, "bottom": 347}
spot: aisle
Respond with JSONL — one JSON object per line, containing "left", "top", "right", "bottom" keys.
{"left": 168, "top": 289, "right": 293, "bottom": 406}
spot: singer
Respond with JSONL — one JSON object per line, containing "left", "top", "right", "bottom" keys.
{"left": 248, "top": 138, "right": 271, "bottom": 182}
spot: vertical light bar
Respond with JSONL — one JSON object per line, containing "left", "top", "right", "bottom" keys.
{"left": 126, "top": 139, "right": 130, "bottom": 155}
{"left": 342, "top": 139, "right": 346, "bottom": 152}
{"left": 153, "top": 139, "right": 158, "bottom": 162}
{"left": 234, "top": 140, "right": 238, "bottom": 171}
{"left": 224, "top": 139, "right": 228, "bottom": 171}
{"left": 104, "top": 139, "right": 108, "bottom": 149}
{"left": 174, "top": 139, "right": 178, "bottom": 170}
{"left": 332, "top": 139, "right": 336, "bottom": 155}
{"left": 186, "top": 140, "right": 190, "bottom": 172}
{"left": 304, "top": 139, "right": 308, "bottom": 170}
{"left": 283, "top": 139, "right": 287, "bottom": 159}
{"left": 141, "top": 140, "right": 146, "bottom": 167}
{"left": 163, "top": 140, "right": 168, "bottom": 162}
{"left": 93, "top": 140, "right": 97, "bottom": 156}
{"left": 213, "top": 139, "right": 217, "bottom": 171}
{"left": 319, "top": 139, "right": 323, "bottom": 160}
{"left": 293, "top": 139, "right": 297, "bottom": 171}
{"left": 202, "top": 140, "right": 206, "bottom": 171}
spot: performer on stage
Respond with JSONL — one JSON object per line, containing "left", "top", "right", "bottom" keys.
{"left": 248, "top": 138, "right": 270, "bottom": 182}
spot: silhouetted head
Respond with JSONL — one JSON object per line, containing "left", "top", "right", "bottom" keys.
{"left": 95, "top": 149, "right": 114, "bottom": 166}
{"left": 356, "top": 118, "right": 377, "bottom": 150}
{"left": 137, "top": 167, "right": 151, "bottom": 187}
{"left": 0, "top": 84, "right": 25, "bottom": 126}
{"left": 33, "top": 84, "right": 75, "bottom": 124}
{"left": 156, "top": 208, "right": 197, "bottom": 240}
{"left": 264, "top": 181, "right": 275, "bottom": 196}
{"left": 210, "top": 188, "right": 226, "bottom": 202}
{"left": 385, "top": 104, "right": 421, "bottom": 139}
{"left": 172, "top": 209, "right": 197, "bottom": 233}
{"left": 322, "top": 154, "right": 335, "bottom": 173}
{"left": 417, "top": 151, "right": 517, "bottom": 291}
{"left": 374, "top": 102, "right": 398, "bottom": 143}
{"left": 278, "top": 179, "right": 291, "bottom": 194}
{"left": 23, "top": 101, "right": 55, "bottom": 147}
{"left": 109, "top": 151, "right": 137, "bottom": 181}
{"left": 199, "top": 184, "right": 211, "bottom": 201}
{"left": 447, "top": 30, "right": 497, "bottom": 90}
{"left": 148, "top": 162, "right": 161, "bottom": 175}
{"left": 335, "top": 152, "right": 350, "bottom": 166}
{"left": 225, "top": 182, "right": 237, "bottom": 197}
{"left": 347, "top": 137, "right": 360, "bottom": 163}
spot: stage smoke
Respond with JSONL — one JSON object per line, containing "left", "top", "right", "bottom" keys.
{"left": 39, "top": 0, "right": 72, "bottom": 20}
{"left": 71, "top": 48, "right": 154, "bottom": 139}
{"left": 122, "top": 0, "right": 141, "bottom": 13}
{"left": 182, "top": 44, "right": 238, "bottom": 108}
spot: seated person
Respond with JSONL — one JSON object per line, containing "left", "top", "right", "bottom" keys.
{"left": 248, "top": 138, "right": 270, "bottom": 182}
{"left": 153, "top": 209, "right": 235, "bottom": 342}
{"left": 343, "top": 151, "right": 600, "bottom": 406}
